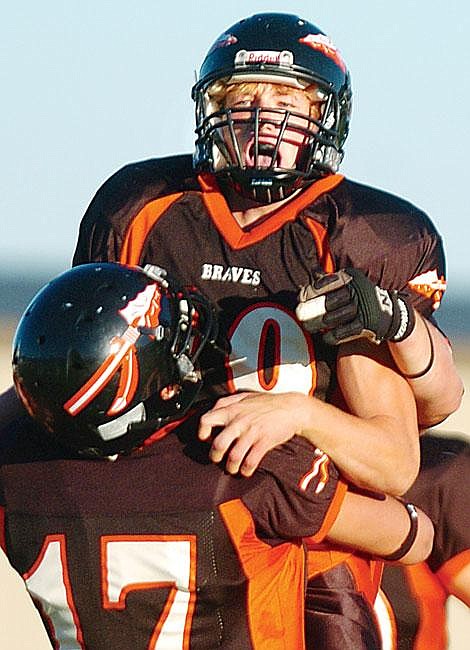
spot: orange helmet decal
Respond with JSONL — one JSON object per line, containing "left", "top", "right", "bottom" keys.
{"left": 64, "top": 284, "right": 162, "bottom": 417}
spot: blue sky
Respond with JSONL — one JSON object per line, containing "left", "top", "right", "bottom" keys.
{"left": 2, "top": 1, "right": 469, "bottom": 298}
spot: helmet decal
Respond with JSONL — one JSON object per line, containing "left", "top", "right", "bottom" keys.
{"left": 298, "top": 34, "right": 346, "bottom": 72}
{"left": 106, "top": 342, "right": 139, "bottom": 416}
{"left": 118, "top": 282, "right": 163, "bottom": 330}
{"left": 64, "top": 284, "right": 162, "bottom": 417}
{"left": 207, "top": 32, "right": 238, "bottom": 55}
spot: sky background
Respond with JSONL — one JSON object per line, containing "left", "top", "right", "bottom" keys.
{"left": 2, "top": 1, "right": 469, "bottom": 301}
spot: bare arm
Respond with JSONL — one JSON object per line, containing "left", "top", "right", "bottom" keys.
{"left": 296, "top": 269, "right": 464, "bottom": 428}
{"left": 334, "top": 340, "right": 420, "bottom": 494}
{"left": 198, "top": 344, "right": 419, "bottom": 495}
{"left": 387, "top": 312, "right": 464, "bottom": 427}
{"left": 326, "top": 491, "right": 434, "bottom": 565}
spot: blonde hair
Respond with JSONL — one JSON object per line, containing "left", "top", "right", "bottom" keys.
{"left": 206, "top": 80, "right": 323, "bottom": 120}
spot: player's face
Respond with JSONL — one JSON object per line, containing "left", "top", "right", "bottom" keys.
{"left": 223, "top": 83, "right": 317, "bottom": 170}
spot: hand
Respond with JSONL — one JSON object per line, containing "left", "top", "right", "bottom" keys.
{"left": 296, "top": 268, "right": 415, "bottom": 345}
{"left": 198, "top": 392, "right": 310, "bottom": 476}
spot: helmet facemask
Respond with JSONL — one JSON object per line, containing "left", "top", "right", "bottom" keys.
{"left": 194, "top": 77, "right": 344, "bottom": 203}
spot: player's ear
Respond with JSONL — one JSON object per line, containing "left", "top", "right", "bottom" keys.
{"left": 160, "top": 384, "right": 182, "bottom": 401}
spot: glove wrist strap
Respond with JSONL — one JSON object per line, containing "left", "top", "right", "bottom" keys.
{"left": 389, "top": 295, "right": 415, "bottom": 342}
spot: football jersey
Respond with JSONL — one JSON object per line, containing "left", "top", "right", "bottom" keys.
{"left": 0, "top": 412, "right": 345, "bottom": 650}
{"left": 376, "top": 434, "right": 470, "bottom": 649}
{"left": 73, "top": 154, "right": 446, "bottom": 403}
{"left": 71, "top": 154, "right": 447, "bottom": 647}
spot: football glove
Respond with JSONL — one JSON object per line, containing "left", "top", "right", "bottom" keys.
{"left": 296, "top": 268, "right": 415, "bottom": 345}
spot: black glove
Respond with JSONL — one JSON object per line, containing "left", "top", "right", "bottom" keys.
{"left": 296, "top": 268, "right": 415, "bottom": 345}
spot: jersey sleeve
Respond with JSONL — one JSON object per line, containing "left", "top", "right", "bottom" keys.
{"left": 242, "top": 437, "right": 346, "bottom": 543}
{"left": 73, "top": 205, "right": 123, "bottom": 266}
{"left": 397, "top": 225, "right": 446, "bottom": 321}
{"left": 72, "top": 164, "right": 143, "bottom": 266}
{"left": 329, "top": 181, "right": 448, "bottom": 322}
{"left": 430, "top": 447, "right": 470, "bottom": 574}
{"left": 72, "top": 155, "right": 196, "bottom": 266}
{"left": 363, "top": 213, "right": 446, "bottom": 322}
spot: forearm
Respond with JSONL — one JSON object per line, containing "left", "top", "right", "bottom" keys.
{"left": 296, "top": 270, "right": 464, "bottom": 428}
{"left": 199, "top": 341, "right": 419, "bottom": 494}
{"left": 326, "top": 491, "right": 434, "bottom": 565}
{"left": 198, "top": 388, "right": 419, "bottom": 494}
{"left": 296, "top": 394, "right": 419, "bottom": 496}
{"left": 332, "top": 343, "right": 420, "bottom": 495}
{"left": 388, "top": 313, "right": 464, "bottom": 427}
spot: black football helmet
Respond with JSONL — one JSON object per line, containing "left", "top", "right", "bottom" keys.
{"left": 192, "top": 12, "right": 352, "bottom": 203}
{"left": 12, "top": 263, "right": 218, "bottom": 458}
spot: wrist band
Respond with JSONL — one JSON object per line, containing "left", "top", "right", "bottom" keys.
{"left": 383, "top": 502, "right": 419, "bottom": 562}
{"left": 391, "top": 296, "right": 416, "bottom": 342}
{"left": 401, "top": 318, "right": 435, "bottom": 379}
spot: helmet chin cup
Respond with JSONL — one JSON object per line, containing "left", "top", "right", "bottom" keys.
{"left": 219, "top": 167, "right": 306, "bottom": 204}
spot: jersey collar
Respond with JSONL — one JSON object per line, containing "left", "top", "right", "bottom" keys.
{"left": 197, "top": 173, "right": 344, "bottom": 250}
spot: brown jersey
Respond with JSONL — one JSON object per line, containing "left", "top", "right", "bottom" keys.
{"left": 377, "top": 434, "right": 470, "bottom": 650}
{"left": 73, "top": 155, "right": 446, "bottom": 404}
{"left": 0, "top": 412, "right": 345, "bottom": 650}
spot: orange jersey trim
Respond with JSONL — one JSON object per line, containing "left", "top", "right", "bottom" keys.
{"left": 305, "top": 550, "right": 382, "bottom": 605}
{"left": 119, "top": 193, "right": 184, "bottom": 265}
{"left": 304, "top": 478, "right": 348, "bottom": 545}
{"left": 305, "top": 217, "right": 335, "bottom": 272}
{"left": 219, "top": 498, "right": 306, "bottom": 649}
{"left": 435, "top": 548, "right": 470, "bottom": 593}
{"left": 403, "top": 563, "right": 448, "bottom": 650}
{"left": 303, "top": 480, "right": 384, "bottom": 603}
{"left": 117, "top": 176, "right": 343, "bottom": 266}
{"left": 198, "top": 173, "right": 344, "bottom": 250}
{"left": 343, "top": 555, "right": 383, "bottom": 605}
{"left": 305, "top": 547, "right": 354, "bottom": 578}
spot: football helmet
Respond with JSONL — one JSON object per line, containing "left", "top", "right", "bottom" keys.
{"left": 192, "top": 12, "right": 352, "bottom": 203}
{"left": 12, "top": 263, "right": 218, "bottom": 458}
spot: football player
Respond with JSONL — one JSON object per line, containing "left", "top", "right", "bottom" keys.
{"left": 1, "top": 263, "right": 433, "bottom": 650}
